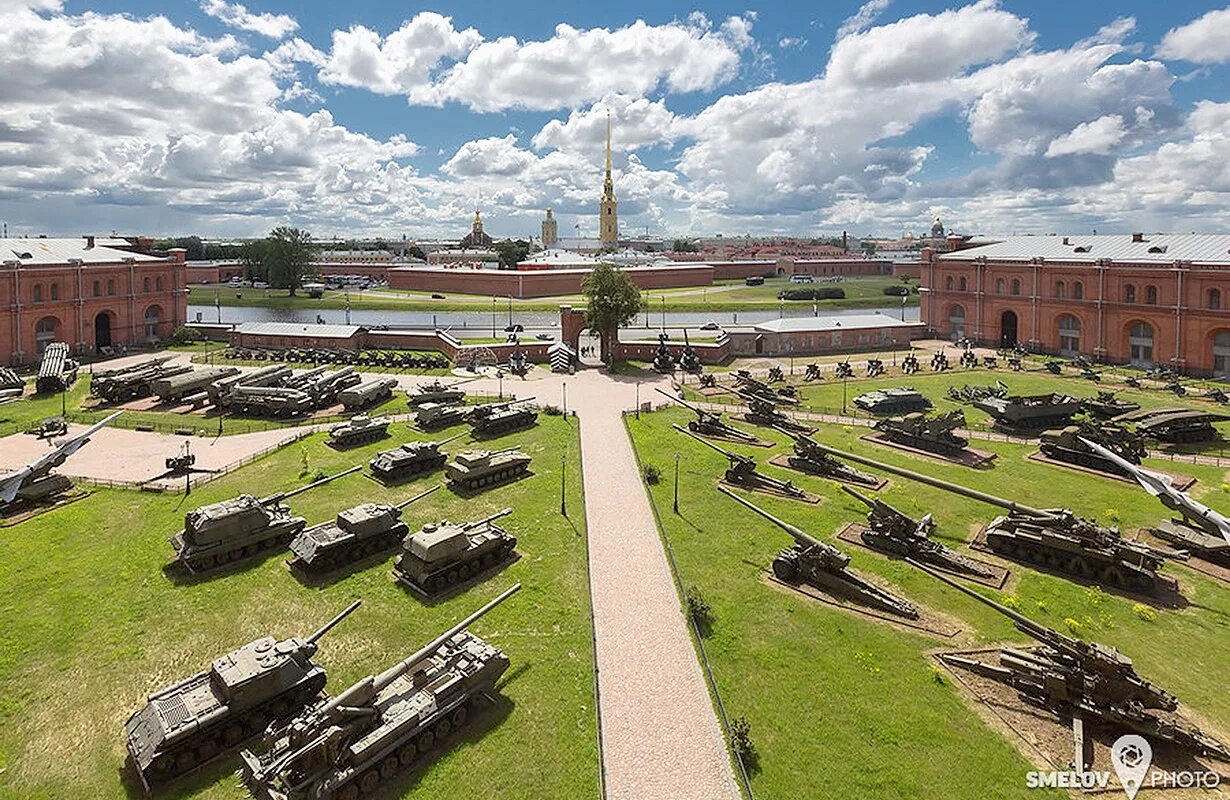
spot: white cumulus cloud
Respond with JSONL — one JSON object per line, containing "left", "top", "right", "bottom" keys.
{"left": 1156, "top": 6, "right": 1230, "bottom": 64}
{"left": 200, "top": 0, "right": 298, "bottom": 39}
{"left": 1045, "top": 115, "right": 1127, "bottom": 157}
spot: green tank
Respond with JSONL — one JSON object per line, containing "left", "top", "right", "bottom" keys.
{"left": 327, "top": 414, "right": 391, "bottom": 448}
{"left": 1039, "top": 422, "right": 1145, "bottom": 475}
{"left": 470, "top": 398, "right": 538, "bottom": 437}
{"left": 852, "top": 387, "right": 932, "bottom": 414}
{"left": 241, "top": 586, "right": 518, "bottom": 800}
{"left": 124, "top": 600, "right": 360, "bottom": 791}
{"left": 414, "top": 401, "right": 473, "bottom": 431}
{"left": 369, "top": 433, "right": 465, "bottom": 483}
{"left": 169, "top": 467, "right": 360, "bottom": 573}
{"left": 874, "top": 410, "right": 969, "bottom": 454}
{"left": 288, "top": 486, "right": 439, "bottom": 573}
{"left": 445, "top": 448, "right": 531, "bottom": 492}
{"left": 392, "top": 508, "right": 515, "bottom": 595}
{"left": 406, "top": 378, "right": 471, "bottom": 407}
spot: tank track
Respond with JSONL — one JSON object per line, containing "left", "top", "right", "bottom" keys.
{"left": 179, "top": 526, "right": 303, "bottom": 574}
{"left": 331, "top": 429, "right": 387, "bottom": 448}
{"left": 472, "top": 417, "right": 535, "bottom": 437}
{"left": 880, "top": 432, "right": 967, "bottom": 455}
{"left": 985, "top": 531, "right": 1159, "bottom": 593}
{"left": 451, "top": 464, "right": 528, "bottom": 492}
{"left": 1040, "top": 446, "right": 1130, "bottom": 476}
{"left": 137, "top": 674, "right": 325, "bottom": 788}
{"left": 295, "top": 526, "right": 408, "bottom": 573}
{"left": 372, "top": 455, "right": 447, "bottom": 482}
{"left": 395, "top": 541, "right": 515, "bottom": 595}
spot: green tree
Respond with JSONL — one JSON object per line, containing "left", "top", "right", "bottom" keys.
{"left": 581, "top": 264, "right": 641, "bottom": 361}
{"left": 240, "top": 239, "right": 269, "bottom": 282}
{"left": 406, "top": 245, "right": 427, "bottom": 261}
{"left": 672, "top": 238, "right": 699, "bottom": 253}
{"left": 494, "top": 239, "right": 532, "bottom": 270}
{"left": 265, "top": 226, "right": 317, "bottom": 296}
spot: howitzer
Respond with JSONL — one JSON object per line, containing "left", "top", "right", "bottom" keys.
{"left": 674, "top": 425, "right": 804, "bottom": 498}
{"left": 655, "top": 388, "right": 758, "bottom": 442}
{"left": 718, "top": 486, "right": 919, "bottom": 619}
{"left": 775, "top": 427, "right": 880, "bottom": 486}
{"left": 736, "top": 390, "right": 812, "bottom": 432}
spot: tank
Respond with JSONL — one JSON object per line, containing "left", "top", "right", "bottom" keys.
{"left": 289, "top": 485, "right": 439, "bottom": 573}
{"left": 169, "top": 467, "right": 360, "bottom": 573}
{"left": 327, "top": 415, "right": 391, "bottom": 448}
{"left": 874, "top": 410, "right": 968, "bottom": 454}
{"left": 415, "top": 401, "right": 473, "bottom": 431}
{"left": 124, "top": 600, "right": 361, "bottom": 791}
{"left": 852, "top": 387, "right": 932, "bottom": 414}
{"left": 369, "top": 433, "right": 465, "bottom": 482}
{"left": 777, "top": 428, "right": 880, "bottom": 486}
{"left": 241, "top": 586, "right": 519, "bottom": 800}
{"left": 407, "top": 378, "right": 470, "bottom": 407}
{"left": 974, "top": 393, "right": 1082, "bottom": 430}
{"left": 916, "top": 562, "right": 1230, "bottom": 765}
{"left": 470, "top": 398, "right": 538, "bottom": 437}
{"left": 339, "top": 377, "right": 398, "bottom": 411}
{"left": 392, "top": 508, "right": 515, "bottom": 594}
{"left": 718, "top": 486, "right": 918, "bottom": 619}
{"left": 1082, "top": 391, "right": 1140, "bottom": 418}
{"left": 1039, "top": 422, "right": 1146, "bottom": 475}
{"left": 444, "top": 448, "right": 531, "bottom": 492}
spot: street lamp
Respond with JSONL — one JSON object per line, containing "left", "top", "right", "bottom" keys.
{"left": 562, "top": 382, "right": 567, "bottom": 416}
{"left": 507, "top": 294, "right": 513, "bottom": 328}
{"left": 635, "top": 381, "right": 640, "bottom": 418}
{"left": 673, "top": 452, "right": 680, "bottom": 514}
{"left": 842, "top": 372, "right": 848, "bottom": 415}
{"left": 491, "top": 297, "right": 496, "bottom": 337}
{"left": 560, "top": 454, "right": 567, "bottom": 516}
{"left": 660, "top": 296, "right": 666, "bottom": 331}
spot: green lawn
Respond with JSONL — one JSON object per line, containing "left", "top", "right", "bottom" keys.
{"left": 0, "top": 415, "right": 598, "bottom": 800}
{"left": 626, "top": 406, "right": 1230, "bottom": 800}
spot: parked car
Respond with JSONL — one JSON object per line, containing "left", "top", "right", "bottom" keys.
{"left": 535, "top": 333, "right": 552, "bottom": 341}
{"left": 431, "top": 293, "right": 446, "bottom": 299}
{"left": 253, "top": 280, "right": 269, "bottom": 289}
{"left": 789, "top": 274, "right": 814, "bottom": 284}
{"left": 227, "top": 278, "right": 242, "bottom": 288}
{"left": 699, "top": 321, "right": 720, "bottom": 331}
{"left": 745, "top": 276, "right": 765, "bottom": 286}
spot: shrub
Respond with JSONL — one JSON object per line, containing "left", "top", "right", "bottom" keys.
{"left": 685, "top": 586, "right": 714, "bottom": 634}
{"left": 729, "top": 716, "right": 759, "bottom": 770}
{"left": 643, "top": 464, "right": 661, "bottom": 484}
{"left": 1132, "top": 603, "right": 1157, "bottom": 622}
{"left": 882, "top": 285, "right": 910, "bottom": 296}
{"left": 777, "top": 287, "right": 846, "bottom": 301}
{"left": 165, "top": 325, "right": 204, "bottom": 346}
{"left": 1002, "top": 594, "right": 1020, "bottom": 609}
{"left": 541, "top": 404, "right": 563, "bottom": 416}
{"left": 1104, "top": 508, "right": 1121, "bottom": 523}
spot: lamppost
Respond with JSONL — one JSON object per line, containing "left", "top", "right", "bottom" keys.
{"left": 673, "top": 452, "right": 680, "bottom": 514}
{"left": 491, "top": 297, "right": 496, "bottom": 338}
{"left": 562, "top": 382, "right": 567, "bottom": 416}
{"left": 498, "top": 372, "right": 504, "bottom": 399}
{"left": 779, "top": 299, "right": 784, "bottom": 319}
{"left": 660, "top": 296, "right": 666, "bottom": 331}
{"left": 900, "top": 293, "right": 907, "bottom": 321}
{"left": 842, "top": 372, "right": 848, "bottom": 415}
{"left": 635, "top": 381, "right": 640, "bottom": 418}
{"left": 560, "top": 454, "right": 567, "bottom": 516}
{"left": 507, "top": 294, "right": 513, "bottom": 328}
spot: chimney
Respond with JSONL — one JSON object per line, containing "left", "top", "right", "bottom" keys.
{"left": 84, "top": 235, "right": 95, "bottom": 249}
{"left": 1131, "top": 232, "right": 1144, "bottom": 243}
{"left": 1062, "top": 237, "right": 1070, "bottom": 245}
{"left": 946, "top": 234, "right": 963, "bottom": 251}
{"left": 842, "top": 230, "right": 848, "bottom": 252}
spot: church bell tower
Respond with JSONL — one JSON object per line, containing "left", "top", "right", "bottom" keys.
{"left": 599, "top": 111, "right": 618, "bottom": 247}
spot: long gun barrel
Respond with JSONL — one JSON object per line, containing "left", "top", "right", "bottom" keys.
{"left": 305, "top": 599, "right": 362, "bottom": 645}
{"left": 841, "top": 484, "right": 878, "bottom": 509}
{"left": 262, "top": 465, "right": 362, "bottom": 504}
{"left": 717, "top": 484, "right": 819, "bottom": 548}
{"left": 395, "top": 484, "right": 441, "bottom": 510}
{"left": 463, "top": 507, "right": 514, "bottom": 530}
{"left": 907, "top": 558, "right": 1053, "bottom": 642}
{"left": 437, "top": 432, "right": 468, "bottom": 446}
{"left": 478, "top": 396, "right": 535, "bottom": 410}
{"left": 673, "top": 424, "right": 736, "bottom": 458}
{"left": 655, "top": 387, "right": 702, "bottom": 414}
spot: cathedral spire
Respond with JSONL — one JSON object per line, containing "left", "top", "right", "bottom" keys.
{"left": 605, "top": 109, "right": 612, "bottom": 176}
{"left": 599, "top": 108, "right": 618, "bottom": 246}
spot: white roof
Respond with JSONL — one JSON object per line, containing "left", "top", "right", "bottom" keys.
{"left": 741, "top": 313, "right": 923, "bottom": 334}
{"left": 0, "top": 238, "right": 164, "bottom": 265}
{"left": 518, "top": 248, "right": 602, "bottom": 267}
{"left": 944, "top": 234, "right": 1230, "bottom": 265}
{"left": 236, "top": 322, "right": 363, "bottom": 339}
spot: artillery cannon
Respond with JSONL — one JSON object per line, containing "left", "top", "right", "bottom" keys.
{"left": 873, "top": 410, "right": 969, "bottom": 455}
{"left": 775, "top": 427, "right": 879, "bottom": 486}
{"left": 842, "top": 487, "right": 996, "bottom": 579}
{"left": 697, "top": 373, "right": 717, "bottom": 389}
{"left": 289, "top": 485, "right": 440, "bottom": 573}
{"left": 655, "top": 388, "right": 758, "bottom": 443}
{"left": 652, "top": 333, "right": 676, "bottom": 372}
{"left": 445, "top": 448, "right": 531, "bottom": 492}
{"left": 339, "top": 377, "right": 397, "bottom": 411}
{"left": 1081, "top": 390, "right": 1139, "bottom": 418}
{"left": 369, "top": 433, "right": 465, "bottom": 483}
{"left": 241, "top": 585, "right": 520, "bottom": 800}
{"left": 678, "top": 330, "right": 702, "bottom": 374}
{"left": 27, "top": 416, "right": 68, "bottom": 440}
{"left": 1039, "top": 421, "right": 1146, "bottom": 475}
{"left": 734, "top": 371, "right": 799, "bottom": 404}
{"left": 914, "top": 561, "right": 1230, "bottom": 765}
{"left": 802, "top": 363, "right": 822, "bottom": 381}
{"left": 125, "top": 600, "right": 361, "bottom": 790}
{"left": 1, "top": 411, "right": 122, "bottom": 511}
{"left": 736, "top": 390, "right": 812, "bottom": 432}
{"left": 392, "top": 508, "right": 516, "bottom": 595}
{"left": 327, "top": 414, "right": 391, "bottom": 448}
{"left": 169, "top": 466, "right": 361, "bottom": 574}
{"left": 767, "top": 365, "right": 784, "bottom": 383}
{"left": 901, "top": 354, "right": 920, "bottom": 374}
{"left": 865, "top": 358, "right": 885, "bottom": 378}
{"left": 797, "top": 443, "right": 1178, "bottom": 594}
{"left": 930, "top": 351, "right": 950, "bottom": 372}
{"left": 835, "top": 361, "right": 854, "bottom": 379}
{"left": 718, "top": 486, "right": 918, "bottom": 619}
{"left": 674, "top": 425, "right": 805, "bottom": 499}
{"left": 470, "top": 396, "right": 538, "bottom": 437}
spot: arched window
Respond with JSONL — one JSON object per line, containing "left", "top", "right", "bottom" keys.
{"left": 948, "top": 305, "right": 966, "bottom": 340}
{"left": 1129, "top": 322, "right": 1154, "bottom": 367}
{"left": 1215, "top": 331, "right": 1230, "bottom": 378}
{"left": 959, "top": 276, "right": 967, "bottom": 291}
{"left": 155, "top": 276, "right": 163, "bottom": 291}
{"left": 32, "top": 284, "right": 42, "bottom": 302}
{"left": 143, "top": 305, "right": 162, "bottom": 340}
{"left": 142, "top": 277, "right": 150, "bottom": 293}
{"left": 1055, "top": 280, "right": 1066, "bottom": 299}
{"left": 1146, "top": 285, "right": 1158, "bottom": 305}
{"left": 1072, "top": 281, "right": 1083, "bottom": 300}
{"left": 49, "top": 283, "right": 59, "bottom": 301}
{"left": 107, "top": 279, "right": 115, "bottom": 295}
{"left": 1011, "top": 278, "right": 1021, "bottom": 295}
{"left": 92, "top": 280, "right": 101, "bottom": 297}
{"left": 1058, "top": 314, "right": 1081, "bottom": 356}
{"left": 35, "top": 316, "right": 57, "bottom": 353}
{"left": 996, "top": 278, "right": 1005, "bottom": 294}
{"left": 1210, "top": 288, "right": 1221, "bottom": 310}
{"left": 1124, "top": 284, "right": 1136, "bottom": 303}
{"left": 946, "top": 276, "right": 954, "bottom": 290}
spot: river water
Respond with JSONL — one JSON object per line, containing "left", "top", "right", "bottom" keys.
{"left": 189, "top": 304, "right": 920, "bottom": 337}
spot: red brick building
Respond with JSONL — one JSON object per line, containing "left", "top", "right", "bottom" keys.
{"left": 1, "top": 237, "right": 188, "bottom": 365}
{"left": 921, "top": 234, "right": 1230, "bottom": 377}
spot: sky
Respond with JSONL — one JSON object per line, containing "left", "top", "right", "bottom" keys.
{"left": 0, "top": 0, "right": 1228, "bottom": 241}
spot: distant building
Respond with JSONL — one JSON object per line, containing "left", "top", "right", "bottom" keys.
{"left": 542, "top": 209, "right": 558, "bottom": 248}
{"left": 426, "top": 249, "right": 498, "bottom": 266}
{"left": 721, "top": 313, "right": 924, "bottom": 357}
{"left": 516, "top": 248, "right": 603, "bottom": 270}
{"left": 460, "top": 210, "right": 494, "bottom": 248}
{"left": 599, "top": 111, "right": 618, "bottom": 247}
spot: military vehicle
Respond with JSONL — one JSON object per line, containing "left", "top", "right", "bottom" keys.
{"left": 35, "top": 342, "right": 78, "bottom": 395}
{"left": 800, "top": 443, "right": 1178, "bottom": 594}
{"left": 852, "top": 387, "right": 932, "bottom": 415}
{"left": 164, "top": 441, "right": 196, "bottom": 474}
{"left": 124, "top": 601, "right": 361, "bottom": 790}
{"left": 737, "top": 391, "right": 813, "bottom": 433}
{"left": 1081, "top": 390, "right": 1140, "bottom": 418}
{"left": 652, "top": 333, "right": 675, "bottom": 372}
{"left": 369, "top": 433, "right": 465, "bottom": 483}
{"left": 930, "top": 351, "right": 950, "bottom": 371}
{"left": 678, "top": 330, "right": 702, "bottom": 373}
{"left": 959, "top": 348, "right": 978, "bottom": 369}
{"left": 169, "top": 466, "right": 361, "bottom": 573}
{"left": 901, "top": 354, "right": 920, "bottom": 374}
{"left": 91, "top": 356, "right": 191, "bottom": 402}
{"left": 296, "top": 367, "right": 362, "bottom": 407}
{"left": 974, "top": 392, "right": 1083, "bottom": 430}
{"left": 445, "top": 448, "right": 532, "bottom": 492}
{"left": 339, "top": 377, "right": 398, "bottom": 411}
{"left": 843, "top": 486, "right": 996, "bottom": 579}
{"left": 406, "top": 378, "right": 472, "bottom": 407}
{"left": 915, "top": 561, "right": 1230, "bottom": 765}
{"left": 767, "top": 365, "right": 785, "bottom": 382}
{"left": 946, "top": 381, "right": 1008, "bottom": 404}
{"left": 27, "top": 416, "right": 68, "bottom": 439}
{"left": 734, "top": 371, "right": 799, "bottom": 404}
{"left": 835, "top": 361, "right": 854, "bottom": 379}
{"left": 1114, "top": 407, "right": 1230, "bottom": 443}
{"left": 866, "top": 358, "right": 885, "bottom": 378}
{"left": 0, "top": 411, "right": 122, "bottom": 512}
{"left": 241, "top": 585, "right": 519, "bottom": 800}
{"left": 327, "top": 415, "right": 391, "bottom": 448}
{"left": 655, "top": 388, "right": 759, "bottom": 443}
{"left": 207, "top": 364, "right": 291, "bottom": 407}
{"left": 718, "top": 486, "right": 918, "bottom": 619}
{"left": 470, "top": 397, "right": 537, "bottom": 437}
{"left": 697, "top": 373, "right": 717, "bottom": 389}
{"left": 392, "top": 508, "right": 515, "bottom": 594}
{"left": 776, "top": 428, "right": 880, "bottom": 486}
{"left": 873, "top": 410, "right": 969, "bottom": 455}
{"left": 802, "top": 363, "right": 822, "bottom": 381}
{"left": 676, "top": 426, "right": 806, "bottom": 499}
{"left": 505, "top": 340, "right": 530, "bottom": 376}
{"left": 415, "top": 401, "right": 473, "bottom": 431}
{"left": 1082, "top": 438, "right": 1230, "bottom": 564}
{"left": 1204, "top": 388, "right": 1228, "bottom": 405}
{"left": 229, "top": 384, "right": 315, "bottom": 417}
{"left": 289, "top": 485, "right": 440, "bottom": 573}
{"left": 1039, "top": 421, "right": 1146, "bottom": 475}
{"left": 152, "top": 366, "right": 240, "bottom": 404}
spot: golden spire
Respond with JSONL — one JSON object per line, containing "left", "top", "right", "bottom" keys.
{"left": 605, "top": 109, "right": 612, "bottom": 176}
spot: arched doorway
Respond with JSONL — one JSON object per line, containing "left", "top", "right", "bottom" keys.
{"left": 947, "top": 304, "right": 965, "bottom": 341}
{"left": 35, "top": 316, "right": 58, "bottom": 355}
{"left": 578, "top": 328, "right": 603, "bottom": 367}
{"left": 999, "top": 310, "right": 1018, "bottom": 348}
{"left": 1213, "top": 330, "right": 1230, "bottom": 378}
{"left": 143, "top": 305, "right": 162, "bottom": 342}
{"left": 1057, "top": 314, "right": 1081, "bottom": 356}
{"left": 94, "top": 311, "right": 113, "bottom": 350}
{"left": 1128, "top": 321, "right": 1154, "bottom": 367}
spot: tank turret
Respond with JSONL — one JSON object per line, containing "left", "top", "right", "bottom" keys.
{"left": 289, "top": 485, "right": 441, "bottom": 573}
{"left": 124, "top": 600, "right": 361, "bottom": 790}
{"left": 470, "top": 397, "right": 538, "bottom": 437}
{"left": 327, "top": 414, "right": 391, "bottom": 448}
{"left": 369, "top": 433, "right": 465, "bottom": 482}
{"left": 407, "top": 378, "right": 473, "bottom": 407}
{"left": 445, "top": 448, "right": 532, "bottom": 492}
{"left": 392, "top": 508, "right": 516, "bottom": 594}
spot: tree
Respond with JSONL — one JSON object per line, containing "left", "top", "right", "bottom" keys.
{"left": 240, "top": 239, "right": 269, "bottom": 282}
{"left": 406, "top": 245, "right": 427, "bottom": 261}
{"left": 672, "top": 238, "right": 699, "bottom": 253}
{"left": 265, "top": 227, "right": 317, "bottom": 296}
{"left": 494, "top": 239, "right": 532, "bottom": 270}
{"left": 581, "top": 264, "right": 641, "bottom": 362}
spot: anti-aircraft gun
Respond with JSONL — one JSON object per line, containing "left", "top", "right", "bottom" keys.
{"left": 775, "top": 427, "right": 880, "bottom": 486}
{"left": 288, "top": 485, "right": 441, "bottom": 574}
{"left": 913, "top": 561, "right": 1230, "bottom": 765}
{"left": 169, "top": 466, "right": 361, "bottom": 574}
{"left": 674, "top": 425, "right": 805, "bottom": 499}
{"left": 802, "top": 363, "right": 823, "bottom": 381}
{"left": 930, "top": 351, "right": 950, "bottom": 372}
{"left": 865, "top": 358, "right": 885, "bottom": 378}
{"left": 124, "top": 600, "right": 361, "bottom": 790}
{"left": 392, "top": 508, "right": 516, "bottom": 594}
{"left": 369, "top": 433, "right": 466, "bottom": 483}
{"left": 797, "top": 443, "right": 1179, "bottom": 595}
{"left": 652, "top": 332, "right": 676, "bottom": 372}
{"left": 736, "top": 390, "right": 812, "bottom": 433}
{"left": 842, "top": 486, "right": 996, "bottom": 579}
{"left": 678, "top": 330, "right": 702, "bottom": 374}
{"left": 718, "top": 486, "right": 918, "bottom": 619}
{"left": 873, "top": 410, "right": 969, "bottom": 455}
{"left": 469, "top": 396, "right": 538, "bottom": 437}
{"left": 1081, "top": 391, "right": 1140, "bottom": 419}
{"left": 0, "top": 411, "right": 123, "bottom": 512}
{"left": 835, "top": 360, "right": 854, "bottom": 379}
{"left": 901, "top": 353, "right": 920, "bottom": 375}
{"left": 655, "top": 388, "right": 758, "bottom": 443}
{"left": 1081, "top": 437, "right": 1230, "bottom": 564}
{"left": 240, "top": 585, "right": 520, "bottom": 800}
